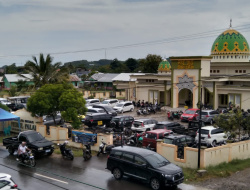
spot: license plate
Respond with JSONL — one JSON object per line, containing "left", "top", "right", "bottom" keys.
{"left": 98, "top": 121, "right": 103, "bottom": 125}
{"left": 46, "top": 149, "right": 51, "bottom": 153}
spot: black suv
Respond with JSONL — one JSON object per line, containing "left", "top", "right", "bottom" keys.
{"left": 92, "top": 104, "right": 117, "bottom": 116}
{"left": 110, "top": 116, "right": 134, "bottom": 132}
{"left": 163, "top": 134, "right": 194, "bottom": 147}
{"left": 107, "top": 146, "right": 184, "bottom": 190}
{"left": 84, "top": 113, "right": 112, "bottom": 128}
{"left": 7, "top": 103, "right": 25, "bottom": 111}
{"left": 153, "top": 121, "right": 181, "bottom": 131}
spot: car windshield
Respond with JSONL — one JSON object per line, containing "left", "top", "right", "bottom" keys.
{"left": 145, "top": 153, "right": 170, "bottom": 168}
{"left": 116, "top": 104, "right": 123, "bottom": 107}
{"left": 133, "top": 121, "right": 142, "bottom": 127}
{"left": 102, "top": 101, "right": 109, "bottom": 104}
{"left": 201, "top": 112, "right": 208, "bottom": 115}
{"left": 154, "top": 124, "right": 164, "bottom": 129}
{"left": 163, "top": 138, "right": 174, "bottom": 144}
{"left": 27, "top": 133, "right": 44, "bottom": 142}
{"left": 98, "top": 109, "right": 105, "bottom": 113}
{"left": 185, "top": 110, "right": 196, "bottom": 114}
{"left": 145, "top": 133, "right": 157, "bottom": 139}
{"left": 197, "top": 129, "right": 209, "bottom": 134}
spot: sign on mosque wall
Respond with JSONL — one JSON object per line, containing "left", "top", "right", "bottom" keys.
{"left": 177, "top": 60, "right": 194, "bottom": 69}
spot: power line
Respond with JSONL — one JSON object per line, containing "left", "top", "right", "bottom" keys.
{"left": 1, "top": 24, "right": 250, "bottom": 59}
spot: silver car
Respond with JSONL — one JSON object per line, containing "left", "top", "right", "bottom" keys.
{"left": 199, "top": 110, "right": 219, "bottom": 124}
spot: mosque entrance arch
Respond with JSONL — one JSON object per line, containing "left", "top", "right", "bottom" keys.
{"left": 178, "top": 88, "right": 193, "bottom": 108}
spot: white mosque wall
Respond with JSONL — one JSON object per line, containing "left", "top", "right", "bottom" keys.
{"left": 211, "top": 55, "right": 249, "bottom": 62}
{"left": 201, "top": 60, "right": 211, "bottom": 77}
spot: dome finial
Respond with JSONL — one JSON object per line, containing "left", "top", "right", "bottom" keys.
{"left": 230, "top": 18, "right": 232, "bottom": 29}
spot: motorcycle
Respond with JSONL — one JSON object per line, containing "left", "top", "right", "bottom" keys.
{"left": 83, "top": 143, "right": 92, "bottom": 161}
{"left": 97, "top": 141, "right": 114, "bottom": 156}
{"left": 148, "top": 106, "right": 156, "bottom": 114}
{"left": 16, "top": 151, "right": 36, "bottom": 167}
{"left": 127, "top": 133, "right": 144, "bottom": 147}
{"left": 137, "top": 108, "right": 143, "bottom": 115}
{"left": 58, "top": 141, "right": 74, "bottom": 160}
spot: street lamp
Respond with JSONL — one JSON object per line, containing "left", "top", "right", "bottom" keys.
{"left": 197, "top": 101, "right": 203, "bottom": 169}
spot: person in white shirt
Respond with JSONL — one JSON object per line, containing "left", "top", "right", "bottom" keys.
{"left": 17, "top": 142, "right": 30, "bottom": 162}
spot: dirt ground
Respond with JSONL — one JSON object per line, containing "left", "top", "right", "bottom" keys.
{"left": 194, "top": 168, "right": 250, "bottom": 190}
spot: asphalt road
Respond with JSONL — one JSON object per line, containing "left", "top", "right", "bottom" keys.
{"left": 0, "top": 145, "right": 211, "bottom": 190}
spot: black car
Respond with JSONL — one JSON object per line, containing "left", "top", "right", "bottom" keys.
{"left": 110, "top": 116, "right": 134, "bottom": 132}
{"left": 163, "top": 134, "right": 194, "bottom": 147}
{"left": 7, "top": 103, "right": 25, "bottom": 111}
{"left": 84, "top": 113, "right": 112, "bottom": 128}
{"left": 154, "top": 121, "right": 181, "bottom": 131}
{"left": 92, "top": 104, "right": 117, "bottom": 116}
{"left": 107, "top": 146, "right": 184, "bottom": 190}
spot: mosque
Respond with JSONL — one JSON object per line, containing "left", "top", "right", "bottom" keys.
{"left": 118, "top": 23, "right": 250, "bottom": 110}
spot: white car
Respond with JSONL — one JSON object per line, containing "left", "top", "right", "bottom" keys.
{"left": 0, "top": 173, "right": 18, "bottom": 190}
{"left": 113, "top": 101, "right": 134, "bottom": 113}
{"left": 101, "top": 99, "right": 119, "bottom": 107}
{"left": 195, "top": 126, "right": 227, "bottom": 146}
{"left": 131, "top": 119, "right": 158, "bottom": 132}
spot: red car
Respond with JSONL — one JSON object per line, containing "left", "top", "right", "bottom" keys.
{"left": 142, "top": 129, "right": 173, "bottom": 149}
{"left": 180, "top": 108, "right": 199, "bottom": 122}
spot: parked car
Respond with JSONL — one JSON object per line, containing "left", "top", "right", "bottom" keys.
{"left": 3, "top": 130, "right": 54, "bottom": 157}
{"left": 163, "top": 134, "right": 195, "bottom": 147}
{"left": 92, "top": 104, "right": 117, "bottom": 116}
{"left": 107, "top": 146, "right": 184, "bottom": 190}
{"left": 131, "top": 119, "right": 158, "bottom": 132}
{"left": 153, "top": 121, "right": 181, "bottom": 131}
{"left": 113, "top": 101, "right": 134, "bottom": 113}
{"left": 110, "top": 116, "right": 134, "bottom": 132}
{"left": 198, "top": 110, "right": 219, "bottom": 124}
{"left": 85, "top": 99, "right": 100, "bottom": 106}
{"left": 180, "top": 108, "right": 199, "bottom": 122}
{"left": 195, "top": 126, "right": 227, "bottom": 146}
{"left": 43, "top": 114, "right": 63, "bottom": 125}
{"left": 142, "top": 129, "right": 173, "bottom": 149}
{"left": 7, "top": 103, "right": 25, "bottom": 111}
{"left": 0, "top": 98, "right": 11, "bottom": 105}
{"left": 101, "top": 99, "right": 119, "bottom": 107}
{"left": 84, "top": 113, "right": 112, "bottom": 128}
{"left": 86, "top": 107, "right": 105, "bottom": 114}
{"left": 0, "top": 173, "right": 18, "bottom": 190}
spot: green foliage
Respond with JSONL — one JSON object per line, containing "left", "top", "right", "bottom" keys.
{"left": 214, "top": 109, "right": 246, "bottom": 140}
{"left": 0, "top": 103, "right": 10, "bottom": 111}
{"left": 16, "top": 80, "right": 28, "bottom": 92}
{"left": 125, "top": 58, "right": 138, "bottom": 72}
{"left": 7, "top": 86, "right": 19, "bottom": 97}
{"left": 5, "top": 63, "right": 18, "bottom": 74}
{"left": 27, "top": 83, "right": 86, "bottom": 129}
{"left": 139, "top": 54, "right": 162, "bottom": 73}
{"left": 25, "top": 53, "right": 69, "bottom": 88}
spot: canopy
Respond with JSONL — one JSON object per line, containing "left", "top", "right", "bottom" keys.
{"left": 0, "top": 108, "right": 20, "bottom": 131}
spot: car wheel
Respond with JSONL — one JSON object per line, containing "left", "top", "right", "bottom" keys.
{"left": 8, "top": 147, "right": 14, "bottom": 155}
{"left": 113, "top": 168, "right": 123, "bottom": 180}
{"left": 150, "top": 178, "right": 161, "bottom": 190}
{"left": 121, "top": 110, "right": 124, "bottom": 114}
{"left": 212, "top": 140, "right": 217, "bottom": 147}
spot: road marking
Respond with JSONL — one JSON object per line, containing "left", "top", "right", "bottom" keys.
{"left": 35, "top": 173, "right": 69, "bottom": 184}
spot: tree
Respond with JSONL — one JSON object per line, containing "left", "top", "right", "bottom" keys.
{"left": 5, "top": 63, "right": 18, "bottom": 74}
{"left": 25, "top": 54, "right": 69, "bottom": 88}
{"left": 16, "top": 80, "right": 28, "bottom": 92}
{"left": 27, "top": 83, "right": 86, "bottom": 129}
{"left": 7, "top": 86, "right": 19, "bottom": 97}
{"left": 125, "top": 58, "right": 138, "bottom": 72}
{"left": 0, "top": 103, "right": 10, "bottom": 111}
{"left": 110, "top": 58, "right": 120, "bottom": 70}
{"left": 139, "top": 54, "right": 162, "bottom": 73}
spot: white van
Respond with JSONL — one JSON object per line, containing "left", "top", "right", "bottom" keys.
{"left": 85, "top": 99, "right": 100, "bottom": 106}
{"left": 101, "top": 99, "right": 119, "bottom": 107}
{"left": 113, "top": 101, "right": 134, "bottom": 113}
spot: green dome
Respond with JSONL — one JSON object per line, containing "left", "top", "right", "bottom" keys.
{"left": 211, "top": 29, "right": 250, "bottom": 55}
{"left": 158, "top": 60, "right": 171, "bottom": 72}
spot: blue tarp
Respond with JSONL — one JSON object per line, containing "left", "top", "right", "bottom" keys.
{"left": 0, "top": 108, "right": 20, "bottom": 131}
{"left": 72, "top": 131, "right": 97, "bottom": 145}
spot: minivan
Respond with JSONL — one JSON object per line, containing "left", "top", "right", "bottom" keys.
{"left": 101, "top": 99, "right": 119, "bottom": 107}
{"left": 85, "top": 99, "right": 100, "bottom": 106}
{"left": 113, "top": 101, "right": 134, "bottom": 113}
{"left": 107, "top": 146, "right": 184, "bottom": 190}
{"left": 131, "top": 119, "right": 158, "bottom": 132}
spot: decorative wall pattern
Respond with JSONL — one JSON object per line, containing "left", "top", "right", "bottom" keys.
{"left": 176, "top": 74, "right": 196, "bottom": 92}
{"left": 177, "top": 60, "right": 194, "bottom": 69}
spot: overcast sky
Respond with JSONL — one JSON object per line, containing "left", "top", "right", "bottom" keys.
{"left": 1, "top": 0, "right": 250, "bottom": 66}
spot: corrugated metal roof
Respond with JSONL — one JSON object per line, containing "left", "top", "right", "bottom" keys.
{"left": 90, "top": 73, "right": 105, "bottom": 81}
{"left": 98, "top": 73, "right": 119, "bottom": 82}
{"left": 4, "top": 74, "right": 33, "bottom": 82}
{"left": 70, "top": 74, "right": 81, "bottom": 82}
{"left": 112, "top": 73, "right": 144, "bottom": 81}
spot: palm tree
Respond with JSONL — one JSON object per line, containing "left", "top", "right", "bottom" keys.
{"left": 25, "top": 54, "right": 69, "bottom": 88}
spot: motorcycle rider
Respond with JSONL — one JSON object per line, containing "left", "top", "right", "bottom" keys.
{"left": 17, "top": 142, "right": 30, "bottom": 162}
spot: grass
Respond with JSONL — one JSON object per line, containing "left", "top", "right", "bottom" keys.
{"left": 183, "top": 158, "right": 250, "bottom": 183}
{"left": 53, "top": 145, "right": 98, "bottom": 157}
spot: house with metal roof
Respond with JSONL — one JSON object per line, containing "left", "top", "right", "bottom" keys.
{"left": 2, "top": 74, "right": 34, "bottom": 89}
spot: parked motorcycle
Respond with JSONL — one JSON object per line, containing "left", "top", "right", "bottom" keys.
{"left": 127, "top": 133, "right": 144, "bottom": 147}
{"left": 58, "top": 141, "right": 74, "bottom": 160}
{"left": 83, "top": 143, "right": 92, "bottom": 161}
{"left": 97, "top": 141, "right": 114, "bottom": 156}
{"left": 148, "top": 106, "right": 156, "bottom": 114}
{"left": 137, "top": 108, "right": 143, "bottom": 115}
{"left": 16, "top": 151, "right": 36, "bottom": 167}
